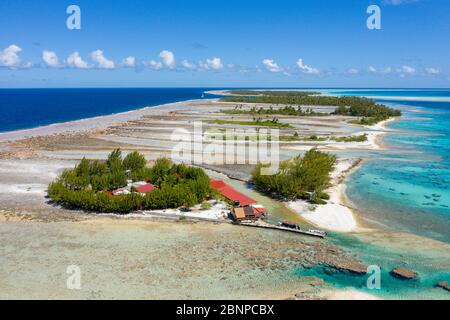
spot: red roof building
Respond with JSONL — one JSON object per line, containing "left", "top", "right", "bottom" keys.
{"left": 210, "top": 180, "right": 228, "bottom": 190}
{"left": 135, "top": 183, "right": 155, "bottom": 194}
{"left": 210, "top": 179, "right": 256, "bottom": 207}
{"left": 252, "top": 206, "right": 267, "bottom": 216}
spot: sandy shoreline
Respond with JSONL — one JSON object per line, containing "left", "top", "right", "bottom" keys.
{"left": 286, "top": 117, "right": 398, "bottom": 232}
{"left": 0, "top": 97, "right": 398, "bottom": 234}
{"left": 0, "top": 98, "right": 209, "bottom": 142}
{"left": 287, "top": 158, "right": 362, "bottom": 233}
{"left": 8, "top": 94, "right": 450, "bottom": 300}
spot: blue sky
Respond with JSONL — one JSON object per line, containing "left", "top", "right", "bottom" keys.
{"left": 0, "top": 0, "right": 449, "bottom": 88}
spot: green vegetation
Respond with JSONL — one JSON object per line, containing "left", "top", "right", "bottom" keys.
{"left": 47, "top": 149, "right": 212, "bottom": 214}
{"left": 200, "top": 201, "right": 213, "bottom": 210}
{"left": 348, "top": 117, "right": 388, "bottom": 126}
{"left": 300, "top": 135, "right": 328, "bottom": 142}
{"left": 221, "top": 92, "right": 401, "bottom": 125}
{"left": 252, "top": 149, "right": 337, "bottom": 204}
{"left": 278, "top": 135, "right": 302, "bottom": 142}
{"left": 221, "top": 105, "right": 327, "bottom": 117}
{"left": 225, "top": 90, "right": 320, "bottom": 97}
{"left": 334, "top": 104, "right": 400, "bottom": 125}
{"left": 333, "top": 134, "right": 368, "bottom": 142}
{"left": 204, "top": 130, "right": 367, "bottom": 143}
{"left": 223, "top": 93, "right": 389, "bottom": 110}
{"left": 279, "top": 134, "right": 368, "bottom": 143}
{"left": 205, "top": 118, "right": 294, "bottom": 129}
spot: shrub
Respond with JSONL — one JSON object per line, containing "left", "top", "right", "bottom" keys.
{"left": 252, "top": 149, "right": 336, "bottom": 203}
{"left": 47, "top": 150, "right": 212, "bottom": 214}
{"left": 123, "top": 151, "right": 146, "bottom": 173}
{"left": 107, "top": 148, "right": 123, "bottom": 172}
{"left": 201, "top": 201, "right": 213, "bottom": 210}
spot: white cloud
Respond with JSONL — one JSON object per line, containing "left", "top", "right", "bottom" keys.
{"left": 197, "top": 57, "right": 224, "bottom": 70}
{"left": 226, "top": 63, "right": 254, "bottom": 73}
{"left": 398, "top": 65, "right": 416, "bottom": 74}
{"left": 66, "top": 52, "right": 90, "bottom": 69}
{"left": 90, "top": 50, "right": 115, "bottom": 69}
{"left": 296, "top": 58, "right": 319, "bottom": 74}
{"left": 22, "top": 61, "right": 33, "bottom": 69}
{"left": 159, "top": 50, "right": 175, "bottom": 69}
{"left": 42, "top": 50, "right": 62, "bottom": 68}
{"left": 143, "top": 60, "right": 163, "bottom": 70}
{"left": 198, "top": 61, "right": 208, "bottom": 70}
{"left": 347, "top": 68, "right": 360, "bottom": 75}
{"left": 366, "top": 66, "right": 392, "bottom": 74}
{"left": 120, "top": 56, "right": 135, "bottom": 68}
{"left": 425, "top": 67, "right": 440, "bottom": 75}
{"left": 383, "top": 0, "right": 418, "bottom": 5}
{"left": 181, "top": 59, "right": 197, "bottom": 70}
{"left": 144, "top": 50, "right": 175, "bottom": 70}
{"left": 206, "top": 57, "right": 223, "bottom": 70}
{"left": 263, "top": 59, "right": 282, "bottom": 73}
{"left": 0, "top": 44, "right": 25, "bottom": 68}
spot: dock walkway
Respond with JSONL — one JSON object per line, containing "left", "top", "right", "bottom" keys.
{"left": 238, "top": 221, "right": 327, "bottom": 238}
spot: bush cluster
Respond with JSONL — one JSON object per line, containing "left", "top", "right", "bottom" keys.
{"left": 48, "top": 149, "right": 211, "bottom": 214}
{"left": 252, "top": 149, "right": 337, "bottom": 204}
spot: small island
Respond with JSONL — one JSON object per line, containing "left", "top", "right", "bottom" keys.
{"left": 1, "top": 87, "right": 449, "bottom": 300}
{"left": 48, "top": 149, "right": 213, "bottom": 213}
{"left": 47, "top": 147, "right": 337, "bottom": 235}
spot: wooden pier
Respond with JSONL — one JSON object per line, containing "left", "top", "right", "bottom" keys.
{"left": 237, "top": 221, "right": 327, "bottom": 238}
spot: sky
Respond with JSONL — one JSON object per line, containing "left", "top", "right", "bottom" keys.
{"left": 0, "top": 0, "right": 449, "bottom": 88}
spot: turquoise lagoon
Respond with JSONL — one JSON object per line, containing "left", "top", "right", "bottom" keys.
{"left": 295, "top": 90, "right": 450, "bottom": 298}
{"left": 346, "top": 95, "right": 450, "bottom": 243}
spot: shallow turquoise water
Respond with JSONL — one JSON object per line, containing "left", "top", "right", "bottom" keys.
{"left": 320, "top": 89, "right": 450, "bottom": 244}
{"left": 347, "top": 99, "right": 450, "bottom": 243}
{"left": 300, "top": 90, "right": 450, "bottom": 298}
{"left": 326, "top": 89, "right": 450, "bottom": 100}
{"left": 295, "top": 264, "right": 450, "bottom": 299}
{"left": 294, "top": 226, "right": 450, "bottom": 299}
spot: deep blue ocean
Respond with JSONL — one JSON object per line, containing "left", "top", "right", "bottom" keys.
{"left": 0, "top": 88, "right": 217, "bottom": 133}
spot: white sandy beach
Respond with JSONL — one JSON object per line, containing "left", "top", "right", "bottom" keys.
{"left": 0, "top": 92, "right": 396, "bottom": 232}
{"left": 368, "top": 116, "right": 400, "bottom": 131}
{"left": 141, "top": 201, "right": 230, "bottom": 221}
{"left": 324, "top": 289, "right": 381, "bottom": 300}
{"left": 286, "top": 117, "right": 398, "bottom": 232}
{"left": 0, "top": 96, "right": 395, "bottom": 232}
{"left": 287, "top": 158, "right": 360, "bottom": 233}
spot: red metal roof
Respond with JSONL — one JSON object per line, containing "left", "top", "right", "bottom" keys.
{"left": 210, "top": 180, "right": 227, "bottom": 190}
{"left": 210, "top": 179, "right": 256, "bottom": 207}
{"left": 135, "top": 183, "right": 155, "bottom": 193}
{"left": 252, "top": 207, "right": 267, "bottom": 215}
